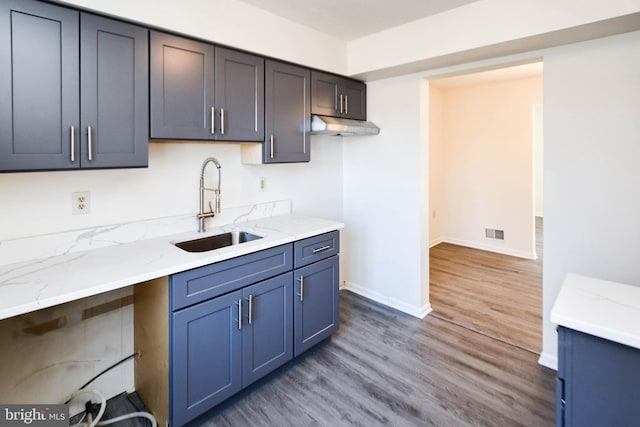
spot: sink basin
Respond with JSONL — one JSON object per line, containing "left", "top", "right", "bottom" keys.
{"left": 174, "top": 231, "right": 263, "bottom": 253}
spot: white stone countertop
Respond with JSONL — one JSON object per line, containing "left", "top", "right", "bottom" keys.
{"left": 551, "top": 273, "right": 640, "bottom": 350}
{"left": 0, "top": 214, "right": 343, "bottom": 321}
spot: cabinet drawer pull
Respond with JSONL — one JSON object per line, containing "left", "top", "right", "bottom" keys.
{"left": 87, "top": 126, "right": 93, "bottom": 161}
{"left": 70, "top": 126, "right": 75, "bottom": 162}
{"left": 339, "top": 94, "right": 343, "bottom": 114}
{"left": 297, "top": 276, "right": 304, "bottom": 302}
{"left": 269, "top": 135, "right": 274, "bottom": 159}
{"left": 312, "top": 245, "right": 332, "bottom": 254}
{"left": 211, "top": 107, "right": 215, "bottom": 135}
{"left": 237, "top": 298, "right": 243, "bottom": 329}
{"left": 248, "top": 294, "right": 253, "bottom": 325}
{"left": 221, "top": 108, "right": 225, "bottom": 135}
{"left": 345, "top": 95, "right": 348, "bottom": 115}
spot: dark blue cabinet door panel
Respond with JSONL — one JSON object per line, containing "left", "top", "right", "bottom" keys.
{"left": 214, "top": 48, "right": 264, "bottom": 142}
{"left": 242, "top": 272, "right": 293, "bottom": 387}
{"left": 264, "top": 60, "right": 310, "bottom": 163}
{"left": 0, "top": 0, "right": 79, "bottom": 171}
{"left": 171, "top": 290, "right": 242, "bottom": 426}
{"left": 294, "top": 256, "right": 339, "bottom": 356}
{"left": 150, "top": 31, "right": 215, "bottom": 140}
{"left": 80, "top": 14, "right": 148, "bottom": 168}
{"left": 311, "top": 70, "right": 366, "bottom": 121}
{"left": 557, "top": 326, "right": 640, "bottom": 427}
{"left": 171, "top": 244, "right": 293, "bottom": 310}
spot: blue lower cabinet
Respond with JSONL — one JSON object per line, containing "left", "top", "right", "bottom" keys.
{"left": 242, "top": 272, "right": 293, "bottom": 387}
{"left": 171, "top": 290, "right": 243, "bottom": 426}
{"left": 169, "top": 235, "right": 339, "bottom": 426}
{"left": 294, "top": 256, "right": 339, "bottom": 356}
{"left": 557, "top": 326, "right": 640, "bottom": 427}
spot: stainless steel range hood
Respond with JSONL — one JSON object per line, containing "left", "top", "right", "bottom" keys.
{"left": 310, "top": 115, "right": 380, "bottom": 136}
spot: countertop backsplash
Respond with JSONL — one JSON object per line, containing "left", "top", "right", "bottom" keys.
{"left": 0, "top": 200, "right": 291, "bottom": 267}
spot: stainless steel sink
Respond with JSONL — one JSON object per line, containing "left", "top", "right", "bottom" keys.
{"left": 174, "top": 231, "right": 263, "bottom": 253}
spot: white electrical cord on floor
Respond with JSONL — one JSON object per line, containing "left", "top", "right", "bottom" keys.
{"left": 62, "top": 389, "right": 156, "bottom": 427}
{"left": 94, "top": 412, "right": 157, "bottom": 427}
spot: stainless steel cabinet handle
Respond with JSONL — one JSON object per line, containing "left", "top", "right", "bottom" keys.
{"left": 345, "top": 95, "right": 348, "bottom": 115}
{"left": 270, "top": 135, "right": 274, "bottom": 159}
{"left": 87, "top": 126, "right": 93, "bottom": 161}
{"left": 70, "top": 126, "right": 75, "bottom": 162}
{"left": 221, "top": 108, "right": 225, "bottom": 135}
{"left": 237, "top": 298, "right": 243, "bottom": 329}
{"left": 312, "top": 245, "right": 332, "bottom": 254}
{"left": 248, "top": 294, "right": 253, "bottom": 325}
{"left": 297, "top": 276, "right": 304, "bottom": 302}
{"left": 211, "top": 107, "right": 215, "bottom": 135}
{"left": 339, "top": 94, "right": 343, "bottom": 114}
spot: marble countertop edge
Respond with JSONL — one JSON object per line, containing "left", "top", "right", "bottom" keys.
{"left": 0, "top": 214, "right": 344, "bottom": 321}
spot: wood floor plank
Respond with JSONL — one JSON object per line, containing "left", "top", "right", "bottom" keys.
{"left": 193, "top": 290, "right": 554, "bottom": 427}
{"left": 429, "top": 218, "right": 543, "bottom": 353}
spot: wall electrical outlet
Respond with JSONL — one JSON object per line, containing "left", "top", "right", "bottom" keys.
{"left": 72, "top": 191, "right": 91, "bottom": 215}
{"left": 259, "top": 177, "right": 266, "bottom": 192}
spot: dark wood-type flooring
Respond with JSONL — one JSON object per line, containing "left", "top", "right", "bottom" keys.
{"left": 191, "top": 290, "right": 554, "bottom": 426}
{"left": 429, "top": 218, "right": 543, "bottom": 353}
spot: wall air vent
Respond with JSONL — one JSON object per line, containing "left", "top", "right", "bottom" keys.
{"left": 485, "top": 228, "right": 505, "bottom": 240}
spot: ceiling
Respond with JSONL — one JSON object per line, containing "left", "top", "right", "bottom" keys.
{"left": 236, "top": 0, "right": 482, "bottom": 41}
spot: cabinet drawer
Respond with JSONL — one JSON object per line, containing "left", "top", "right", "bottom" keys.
{"left": 171, "top": 244, "right": 293, "bottom": 310}
{"left": 294, "top": 231, "right": 339, "bottom": 268}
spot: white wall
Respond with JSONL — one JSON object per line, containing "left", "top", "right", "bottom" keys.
{"left": 0, "top": 139, "right": 343, "bottom": 241}
{"left": 540, "top": 30, "right": 640, "bottom": 368}
{"left": 342, "top": 74, "right": 430, "bottom": 317}
{"left": 435, "top": 77, "right": 543, "bottom": 259}
{"left": 533, "top": 104, "right": 544, "bottom": 217}
{"left": 429, "top": 86, "right": 446, "bottom": 245}
{"left": 57, "top": 0, "right": 347, "bottom": 74}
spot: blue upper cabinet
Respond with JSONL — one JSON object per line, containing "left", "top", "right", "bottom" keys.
{"left": 263, "top": 60, "right": 311, "bottom": 163}
{"left": 0, "top": 0, "right": 148, "bottom": 172}
{"left": 150, "top": 32, "right": 264, "bottom": 142}
{"left": 80, "top": 14, "right": 149, "bottom": 168}
{"left": 311, "top": 70, "right": 366, "bottom": 121}
{"left": 215, "top": 48, "right": 264, "bottom": 142}
{"left": 0, "top": 0, "right": 79, "bottom": 171}
{"left": 150, "top": 32, "right": 215, "bottom": 141}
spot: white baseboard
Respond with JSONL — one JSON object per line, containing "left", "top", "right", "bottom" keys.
{"left": 344, "top": 281, "right": 431, "bottom": 319}
{"left": 438, "top": 236, "right": 537, "bottom": 260}
{"left": 537, "top": 351, "right": 557, "bottom": 371}
{"left": 429, "top": 238, "right": 444, "bottom": 248}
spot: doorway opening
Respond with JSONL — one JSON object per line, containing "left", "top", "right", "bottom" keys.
{"left": 427, "top": 61, "right": 544, "bottom": 353}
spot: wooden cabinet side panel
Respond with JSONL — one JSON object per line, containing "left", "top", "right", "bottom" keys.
{"left": 134, "top": 277, "right": 169, "bottom": 427}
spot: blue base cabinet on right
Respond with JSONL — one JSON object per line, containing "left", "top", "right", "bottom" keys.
{"left": 556, "top": 326, "right": 640, "bottom": 427}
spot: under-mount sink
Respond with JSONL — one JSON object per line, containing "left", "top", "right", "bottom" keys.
{"left": 173, "top": 231, "right": 263, "bottom": 253}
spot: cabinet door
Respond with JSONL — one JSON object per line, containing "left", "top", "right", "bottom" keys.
{"left": 150, "top": 31, "right": 214, "bottom": 140}
{"left": 0, "top": 0, "right": 79, "bottom": 172}
{"left": 214, "top": 48, "right": 264, "bottom": 142}
{"left": 341, "top": 79, "right": 367, "bottom": 121}
{"left": 242, "top": 272, "right": 293, "bottom": 387}
{"left": 294, "top": 256, "right": 339, "bottom": 356}
{"left": 311, "top": 71, "right": 339, "bottom": 117}
{"left": 171, "top": 290, "right": 242, "bottom": 426}
{"left": 264, "top": 60, "right": 310, "bottom": 163}
{"left": 80, "top": 14, "right": 148, "bottom": 168}
{"left": 557, "top": 327, "right": 640, "bottom": 427}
